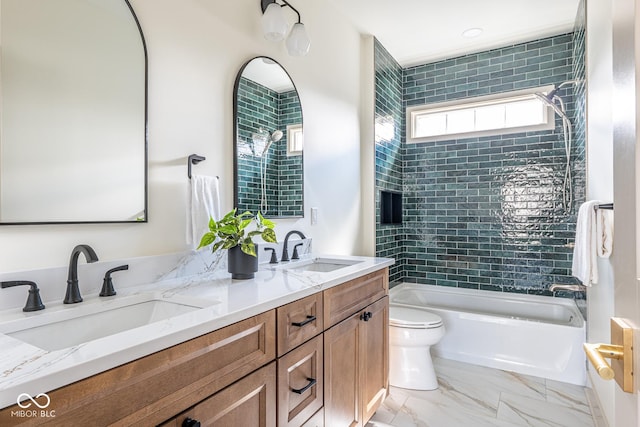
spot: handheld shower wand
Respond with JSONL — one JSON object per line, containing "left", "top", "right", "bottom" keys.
{"left": 259, "top": 129, "right": 284, "bottom": 214}
{"left": 534, "top": 80, "right": 578, "bottom": 213}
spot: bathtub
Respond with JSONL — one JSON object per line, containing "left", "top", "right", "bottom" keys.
{"left": 390, "top": 283, "right": 586, "bottom": 386}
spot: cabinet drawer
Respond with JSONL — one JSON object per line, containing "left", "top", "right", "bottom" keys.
{"left": 277, "top": 293, "right": 323, "bottom": 356}
{"left": 301, "top": 408, "right": 324, "bottom": 427}
{"left": 163, "top": 362, "right": 277, "bottom": 427}
{"left": 277, "top": 335, "right": 324, "bottom": 427}
{"left": 323, "top": 268, "right": 388, "bottom": 328}
{"left": 0, "top": 311, "right": 276, "bottom": 426}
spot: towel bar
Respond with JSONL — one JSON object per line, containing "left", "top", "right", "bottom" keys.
{"left": 595, "top": 203, "right": 613, "bottom": 210}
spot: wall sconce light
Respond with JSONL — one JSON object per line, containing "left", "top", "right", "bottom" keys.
{"left": 261, "top": 0, "right": 310, "bottom": 56}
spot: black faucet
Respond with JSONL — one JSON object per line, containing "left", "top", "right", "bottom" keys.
{"left": 64, "top": 244, "right": 99, "bottom": 304}
{"left": 281, "top": 230, "right": 306, "bottom": 262}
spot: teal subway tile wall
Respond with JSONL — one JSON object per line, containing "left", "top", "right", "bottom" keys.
{"left": 375, "top": 40, "right": 405, "bottom": 284}
{"left": 277, "top": 90, "right": 304, "bottom": 217}
{"left": 236, "top": 77, "right": 303, "bottom": 217}
{"left": 375, "top": 31, "right": 586, "bottom": 295}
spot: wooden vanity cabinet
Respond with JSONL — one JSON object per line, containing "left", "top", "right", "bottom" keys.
{"left": 0, "top": 311, "right": 276, "bottom": 426}
{"left": 301, "top": 409, "right": 324, "bottom": 427}
{"left": 161, "top": 362, "right": 277, "bottom": 427}
{"left": 323, "top": 272, "right": 389, "bottom": 427}
{"left": 277, "top": 292, "right": 323, "bottom": 357}
{"left": 276, "top": 267, "right": 389, "bottom": 427}
{"left": 0, "top": 267, "right": 389, "bottom": 427}
{"left": 277, "top": 335, "right": 324, "bottom": 427}
{"left": 276, "top": 293, "right": 324, "bottom": 427}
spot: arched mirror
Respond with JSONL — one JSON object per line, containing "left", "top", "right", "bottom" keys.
{"left": 233, "top": 57, "right": 303, "bottom": 218}
{"left": 0, "top": 0, "right": 147, "bottom": 224}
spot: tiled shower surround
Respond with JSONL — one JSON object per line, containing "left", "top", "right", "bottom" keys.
{"left": 236, "top": 77, "right": 303, "bottom": 217}
{"left": 375, "top": 32, "right": 586, "bottom": 295}
{"left": 375, "top": 42, "right": 405, "bottom": 284}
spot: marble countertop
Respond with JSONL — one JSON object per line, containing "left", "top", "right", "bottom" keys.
{"left": 0, "top": 254, "right": 393, "bottom": 409}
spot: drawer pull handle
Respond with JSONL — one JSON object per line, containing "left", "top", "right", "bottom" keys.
{"left": 291, "top": 377, "right": 317, "bottom": 394}
{"left": 292, "top": 315, "right": 316, "bottom": 327}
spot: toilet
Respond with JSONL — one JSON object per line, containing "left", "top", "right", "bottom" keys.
{"left": 388, "top": 305, "right": 445, "bottom": 391}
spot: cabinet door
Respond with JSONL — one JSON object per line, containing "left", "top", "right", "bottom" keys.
{"left": 324, "top": 313, "right": 361, "bottom": 427}
{"left": 167, "top": 362, "right": 277, "bottom": 427}
{"left": 277, "top": 336, "right": 323, "bottom": 427}
{"left": 324, "top": 296, "right": 389, "bottom": 427}
{"left": 359, "top": 296, "right": 389, "bottom": 423}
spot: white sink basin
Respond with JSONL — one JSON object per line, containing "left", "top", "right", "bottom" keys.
{"left": 280, "top": 257, "right": 363, "bottom": 273}
{"left": 0, "top": 293, "right": 217, "bottom": 351}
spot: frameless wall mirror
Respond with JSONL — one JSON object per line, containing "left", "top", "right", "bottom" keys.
{"left": 0, "top": 0, "right": 147, "bottom": 224}
{"left": 233, "top": 57, "right": 303, "bottom": 218}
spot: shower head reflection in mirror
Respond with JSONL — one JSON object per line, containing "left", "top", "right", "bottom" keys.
{"left": 534, "top": 79, "right": 579, "bottom": 214}
{"left": 251, "top": 128, "right": 283, "bottom": 156}
{"left": 252, "top": 128, "right": 284, "bottom": 213}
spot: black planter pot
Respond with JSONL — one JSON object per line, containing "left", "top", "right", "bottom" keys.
{"left": 227, "top": 245, "right": 258, "bottom": 280}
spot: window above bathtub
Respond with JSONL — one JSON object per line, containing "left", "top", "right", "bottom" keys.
{"left": 406, "top": 85, "right": 556, "bottom": 143}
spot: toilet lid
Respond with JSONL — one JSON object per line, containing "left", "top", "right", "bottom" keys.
{"left": 389, "top": 306, "right": 443, "bottom": 328}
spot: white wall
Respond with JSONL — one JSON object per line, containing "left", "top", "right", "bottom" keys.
{"left": 359, "top": 35, "right": 376, "bottom": 256}
{"left": 0, "top": 0, "right": 367, "bottom": 273}
{"left": 586, "top": 0, "right": 615, "bottom": 423}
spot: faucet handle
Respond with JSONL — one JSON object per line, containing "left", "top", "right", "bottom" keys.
{"left": 264, "top": 247, "right": 278, "bottom": 264}
{"left": 1, "top": 281, "right": 45, "bottom": 312}
{"left": 292, "top": 243, "right": 304, "bottom": 260}
{"left": 100, "top": 265, "right": 129, "bottom": 297}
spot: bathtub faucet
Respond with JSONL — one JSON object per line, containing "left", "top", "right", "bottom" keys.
{"left": 549, "top": 284, "right": 586, "bottom": 293}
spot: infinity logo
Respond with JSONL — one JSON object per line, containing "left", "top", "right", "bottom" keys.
{"left": 17, "top": 393, "right": 50, "bottom": 409}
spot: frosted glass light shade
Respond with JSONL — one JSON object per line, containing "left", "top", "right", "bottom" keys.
{"left": 286, "top": 23, "right": 310, "bottom": 56}
{"left": 262, "top": 3, "right": 288, "bottom": 41}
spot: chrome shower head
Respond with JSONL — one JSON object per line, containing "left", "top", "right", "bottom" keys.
{"left": 260, "top": 130, "right": 283, "bottom": 156}
{"left": 533, "top": 92, "right": 571, "bottom": 124}
{"left": 271, "top": 130, "right": 283, "bottom": 142}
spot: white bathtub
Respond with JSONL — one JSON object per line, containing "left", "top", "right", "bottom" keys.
{"left": 389, "top": 283, "right": 586, "bottom": 386}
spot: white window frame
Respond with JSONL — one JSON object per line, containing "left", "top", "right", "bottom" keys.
{"left": 406, "top": 85, "right": 556, "bottom": 144}
{"left": 287, "top": 124, "right": 303, "bottom": 156}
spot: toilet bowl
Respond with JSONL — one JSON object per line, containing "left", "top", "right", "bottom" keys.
{"left": 388, "top": 305, "right": 445, "bottom": 391}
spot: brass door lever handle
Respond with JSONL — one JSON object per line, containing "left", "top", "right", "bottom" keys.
{"left": 583, "top": 318, "right": 634, "bottom": 393}
{"left": 583, "top": 343, "right": 622, "bottom": 380}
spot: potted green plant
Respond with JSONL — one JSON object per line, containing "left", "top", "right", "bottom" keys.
{"left": 198, "top": 209, "right": 277, "bottom": 279}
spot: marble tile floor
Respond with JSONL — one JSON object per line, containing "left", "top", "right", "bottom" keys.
{"left": 368, "top": 357, "right": 595, "bottom": 427}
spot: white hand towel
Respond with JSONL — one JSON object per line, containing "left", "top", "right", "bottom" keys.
{"left": 596, "top": 208, "right": 614, "bottom": 258}
{"left": 572, "top": 200, "right": 614, "bottom": 285}
{"left": 187, "top": 175, "right": 221, "bottom": 250}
